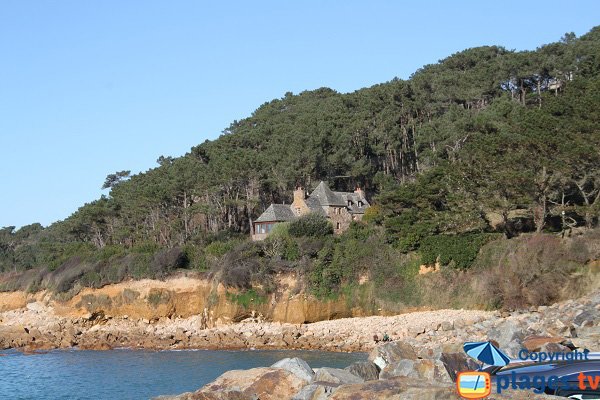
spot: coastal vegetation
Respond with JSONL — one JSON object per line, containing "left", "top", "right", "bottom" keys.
{"left": 1, "top": 27, "right": 600, "bottom": 310}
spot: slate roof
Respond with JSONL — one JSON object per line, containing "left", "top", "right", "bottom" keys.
{"left": 254, "top": 181, "right": 369, "bottom": 223}
{"left": 333, "top": 191, "right": 370, "bottom": 214}
{"left": 305, "top": 196, "right": 327, "bottom": 216}
{"left": 309, "top": 181, "right": 347, "bottom": 206}
{"left": 254, "top": 204, "right": 296, "bottom": 223}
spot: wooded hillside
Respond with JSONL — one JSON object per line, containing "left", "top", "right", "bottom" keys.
{"left": 1, "top": 27, "right": 599, "bottom": 309}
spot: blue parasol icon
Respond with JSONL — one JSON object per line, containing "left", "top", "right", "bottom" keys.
{"left": 463, "top": 341, "right": 511, "bottom": 367}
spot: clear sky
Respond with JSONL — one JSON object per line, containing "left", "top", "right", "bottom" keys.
{"left": 1, "top": 1, "right": 598, "bottom": 229}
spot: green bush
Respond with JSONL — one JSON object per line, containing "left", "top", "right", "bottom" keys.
{"left": 226, "top": 288, "right": 267, "bottom": 308}
{"left": 419, "top": 233, "right": 497, "bottom": 269}
{"left": 131, "top": 241, "right": 159, "bottom": 255}
{"left": 204, "top": 240, "right": 236, "bottom": 258}
{"left": 147, "top": 288, "right": 171, "bottom": 307}
{"left": 93, "top": 244, "right": 126, "bottom": 262}
{"left": 288, "top": 214, "right": 333, "bottom": 238}
{"left": 371, "top": 254, "right": 422, "bottom": 305}
{"left": 384, "top": 209, "right": 437, "bottom": 252}
{"left": 261, "top": 223, "right": 300, "bottom": 261}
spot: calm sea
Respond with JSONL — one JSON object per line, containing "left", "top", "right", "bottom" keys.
{"left": 0, "top": 348, "right": 366, "bottom": 400}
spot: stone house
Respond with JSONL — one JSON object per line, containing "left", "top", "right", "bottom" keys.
{"left": 251, "top": 181, "right": 370, "bottom": 240}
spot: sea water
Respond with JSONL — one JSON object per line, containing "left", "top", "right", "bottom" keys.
{"left": 0, "top": 348, "right": 366, "bottom": 400}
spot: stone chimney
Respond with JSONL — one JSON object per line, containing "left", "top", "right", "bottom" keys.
{"left": 294, "top": 187, "right": 305, "bottom": 202}
{"left": 354, "top": 187, "right": 364, "bottom": 198}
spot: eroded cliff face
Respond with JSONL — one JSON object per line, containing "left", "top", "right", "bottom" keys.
{"left": 0, "top": 274, "right": 372, "bottom": 325}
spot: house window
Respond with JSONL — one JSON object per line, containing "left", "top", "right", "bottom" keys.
{"left": 336, "top": 222, "right": 341, "bottom": 230}
{"left": 347, "top": 200, "right": 352, "bottom": 206}
{"left": 358, "top": 201, "right": 363, "bottom": 207}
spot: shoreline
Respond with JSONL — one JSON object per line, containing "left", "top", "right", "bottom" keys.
{"left": 2, "top": 290, "right": 597, "bottom": 356}
{"left": 0, "top": 302, "right": 493, "bottom": 353}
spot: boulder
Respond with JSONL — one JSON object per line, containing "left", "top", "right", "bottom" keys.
{"left": 344, "top": 361, "right": 379, "bottom": 381}
{"left": 314, "top": 367, "right": 364, "bottom": 385}
{"left": 291, "top": 383, "right": 338, "bottom": 400}
{"left": 573, "top": 308, "right": 598, "bottom": 327}
{"left": 521, "top": 335, "right": 564, "bottom": 352}
{"left": 271, "top": 357, "right": 314, "bottom": 382}
{"left": 328, "top": 376, "right": 459, "bottom": 400}
{"left": 488, "top": 320, "right": 525, "bottom": 357}
{"left": 194, "top": 367, "right": 309, "bottom": 400}
{"left": 368, "top": 341, "right": 417, "bottom": 370}
{"left": 539, "top": 342, "right": 571, "bottom": 354}
{"left": 379, "top": 359, "right": 451, "bottom": 383}
{"left": 439, "top": 352, "right": 479, "bottom": 382}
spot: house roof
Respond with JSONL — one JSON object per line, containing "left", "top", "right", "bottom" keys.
{"left": 310, "top": 181, "right": 370, "bottom": 212}
{"left": 254, "top": 204, "right": 296, "bottom": 223}
{"left": 254, "top": 181, "right": 370, "bottom": 224}
{"left": 305, "top": 196, "right": 327, "bottom": 216}
{"left": 309, "top": 181, "right": 347, "bottom": 206}
{"left": 333, "top": 191, "right": 370, "bottom": 214}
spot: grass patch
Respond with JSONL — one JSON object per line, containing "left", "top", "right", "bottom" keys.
{"left": 226, "top": 288, "right": 267, "bottom": 308}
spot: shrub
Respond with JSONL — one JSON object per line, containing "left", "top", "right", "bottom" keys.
{"left": 371, "top": 253, "right": 422, "bottom": 306}
{"left": 94, "top": 245, "right": 126, "bottom": 262}
{"left": 226, "top": 288, "right": 267, "bottom": 308}
{"left": 183, "top": 244, "right": 208, "bottom": 271}
{"left": 147, "top": 288, "right": 171, "bottom": 307}
{"left": 261, "top": 224, "right": 300, "bottom": 261}
{"left": 77, "top": 294, "right": 113, "bottom": 312}
{"left": 475, "top": 234, "right": 585, "bottom": 309}
{"left": 149, "top": 247, "right": 188, "bottom": 278}
{"left": 216, "top": 241, "right": 268, "bottom": 289}
{"left": 344, "top": 221, "right": 375, "bottom": 241}
{"left": 288, "top": 214, "right": 333, "bottom": 237}
{"left": 419, "top": 233, "right": 498, "bottom": 269}
{"left": 131, "top": 241, "right": 159, "bottom": 255}
{"left": 204, "top": 240, "right": 236, "bottom": 258}
{"left": 384, "top": 209, "right": 437, "bottom": 252}
{"left": 362, "top": 204, "right": 384, "bottom": 224}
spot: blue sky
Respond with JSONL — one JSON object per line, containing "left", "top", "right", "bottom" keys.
{"left": 1, "top": 1, "right": 599, "bottom": 228}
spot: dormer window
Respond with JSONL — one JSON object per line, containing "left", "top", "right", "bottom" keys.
{"left": 358, "top": 201, "right": 363, "bottom": 207}
{"left": 347, "top": 200, "right": 352, "bottom": 206}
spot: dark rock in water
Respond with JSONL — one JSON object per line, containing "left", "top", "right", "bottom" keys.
{"left": 439, "top": 352, "right": 479, "bottom": 382}
{"left": 314, "top": 367, "right": 364, "bottom": 385}
{"left": 271, "top": 357, "right": 314, "bottom": 382}
{"left": 368, "top": 341, "right": 417, "bottom": 371}
{"left": 344, "top": 361, "right": 379, "bottom": 381}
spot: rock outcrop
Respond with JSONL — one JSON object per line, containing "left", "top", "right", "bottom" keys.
{"left": 155, "top": 290, "right": 600, "bottom": 400}
{"left": 191, "top": 367, "right": 309, "bottom": 400}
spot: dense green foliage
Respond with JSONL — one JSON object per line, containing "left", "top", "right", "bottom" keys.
{"left": 288, "top": 214, "right": 333, "bottom": 238}
{"left": 1, "top": 28, "right": 600, "bottom": 310}
{"left": 419, "top": 233, "right": 499, "bottom": 269}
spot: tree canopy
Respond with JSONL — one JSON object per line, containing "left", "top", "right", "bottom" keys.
{"left": 2, "top": 27, "right": 600, "bottom": 279}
